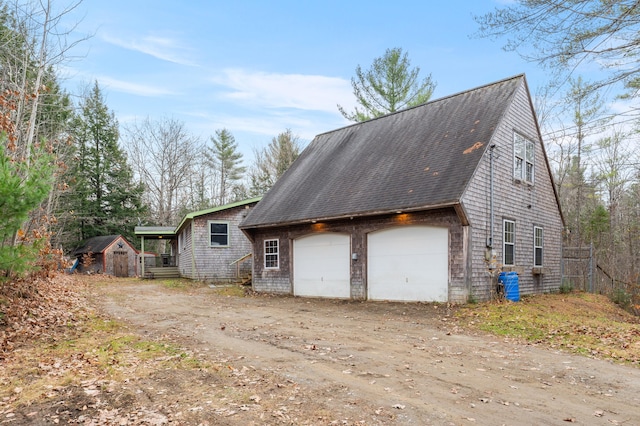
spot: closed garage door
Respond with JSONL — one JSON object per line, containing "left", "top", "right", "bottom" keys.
{"left": 368, "top": 226, "right": 448, "bottom": 302}
{"left": 293, "top": 233, "right": 350, "bottom": 298}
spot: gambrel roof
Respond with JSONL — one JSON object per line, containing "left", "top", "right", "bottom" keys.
{"left": 241, "top": 75, "right": 525, "bottom": 229}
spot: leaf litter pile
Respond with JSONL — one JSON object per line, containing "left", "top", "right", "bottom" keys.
{"left": 0, "top": 274, "right": 639, "bottom": 424}
{"left": 0, "top": 275, "right": 352, "bottom": 425}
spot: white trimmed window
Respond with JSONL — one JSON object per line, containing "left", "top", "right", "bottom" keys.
{"left": 514, "top": 133, "right": 535, "bottom": 183}
{"left": 264, "top": 239, "right": 279, "bottom": 269}
{"left": 503, "top": 220, "right": 515, "bottom": 266}
{"left": 209, "top": 221, "right": 229, "bottom": 247}
{"left": 534, "top": 226, "right": 543, "bottom": 267}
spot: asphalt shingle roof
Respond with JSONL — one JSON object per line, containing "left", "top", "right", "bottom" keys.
{"left": 241, "top": 75, "right": 523, "bottom": 228}
{"left": 72, "top": 235, "right": 121, "bottom": 255}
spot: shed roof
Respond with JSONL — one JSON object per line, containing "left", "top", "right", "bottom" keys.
{"left": 73, "top": 235, "right": 130, "bottom": 256}
{"left": 241, "top": 75, "right": 523, "bottom": 229}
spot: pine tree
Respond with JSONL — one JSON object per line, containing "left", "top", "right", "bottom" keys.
{"left": 0, "top": 139, "right": 54, "bottom": 279}
{"left": 60, "top": 82, "right": 145, "bottom": 248}
{"left": 205, "top": 129, "right": 245, "bottom": 205}
{"left": 338, "top": 48, "right": 436, "bottom": 122}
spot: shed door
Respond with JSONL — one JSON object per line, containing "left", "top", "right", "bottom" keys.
{"left": 293, "top": 233, "right": 350, "bottom": 298}
{"left": 113, "top": 251, "right": 129, "bottom": 277}
{"left": 367, "top": 226, "right": 448, "bottom": 302}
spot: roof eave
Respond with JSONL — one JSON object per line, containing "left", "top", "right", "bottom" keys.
{"left": 240, "top": 201, "right": 461, "bottom": 230}
{"left": 134, "top": 226, "right": 176, "bottom": 239}
{"left": 175, "top": 196, "right": 262, "bottom": 233}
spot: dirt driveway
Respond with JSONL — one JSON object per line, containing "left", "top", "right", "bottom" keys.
{"left": 94, "top": 281, "right": 640, "bottom": 425}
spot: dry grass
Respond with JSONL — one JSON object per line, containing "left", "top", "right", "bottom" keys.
{"left": 457, "top": 292, "right": 640, "bottom": 365}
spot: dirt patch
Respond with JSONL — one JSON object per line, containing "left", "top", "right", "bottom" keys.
{"left": 2, "top": 276, "right": 640, "bottom": 424}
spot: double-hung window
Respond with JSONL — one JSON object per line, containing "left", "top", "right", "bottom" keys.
{"left": 534, "top": 226, "right": 543, "bottom": 267}
{"left": 264, "top": 239, "right": 279, "bottom": 269}
{"left": 514, "top": 133, "right": 535, "bottom": 184}
{"left": 503, "top": 220, "right": 515, "bottom": 266}
{"left": 209, "top": 221, "right": 229, "bottom": 247}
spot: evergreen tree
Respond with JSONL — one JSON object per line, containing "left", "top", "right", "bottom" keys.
{"left": 205, "top": 129, "right": 245, "bottom": 205}
{"left": 0, "top": 3, "right": 75, "bottom": 248}
{"left": 338, "top": 47, "right": 436, "bottom": 122}
{"left": 60, "top": 82, "right": 145, "bottom": 247}
{"left": 0, "top": 139, "right": 54, "bottom": 279}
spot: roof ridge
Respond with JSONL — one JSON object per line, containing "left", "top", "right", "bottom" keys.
{"left": 316, "top": 74, "right": 526, "bottom": 138}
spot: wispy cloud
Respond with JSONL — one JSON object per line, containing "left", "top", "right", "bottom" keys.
{"left": 99, "top": 75, "right": 177, "bottom": 97}
{"left": 57, "top": 66, "right": 177, "bottom": 98}
{"left": 212, "top": 69, "right": 355, "bottom": 114}
{"left": 102, "top": 33, "right": 197, "bottom": 66}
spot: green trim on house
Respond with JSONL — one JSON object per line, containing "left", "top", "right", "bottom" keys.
{"left": 175, "top": 197, "right": 262, "bottom": 234}
{"left": 134, "top": 197, "right": 262, "bottom": 238}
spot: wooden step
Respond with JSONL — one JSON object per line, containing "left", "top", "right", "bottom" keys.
{"left": 146, "top": 267, "right": 180, "bottom": 279}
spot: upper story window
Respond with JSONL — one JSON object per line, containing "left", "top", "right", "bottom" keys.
{"left": 209, "top": 221, "right": 229, "bottom": 247}
{"left": 534, "top": 226, "right": 543, "bottom": 267}
{"left": 503, "top": 219, "right": 515, "bottom": 266}
{"left": 514, "top": 133, "right": 535, "bottom": 184}
{"left": 264, "top": 239, "right": 279, "bottom": 269}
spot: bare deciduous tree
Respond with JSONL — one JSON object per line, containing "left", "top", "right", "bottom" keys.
{"left": 124, "top": 117, "right": 200, "bottom": 226}
{"left": 248, "top": 129, "right": 301, "bottom": 196}
{"left": 475, "top": 0, "right": 640, "bottom": 102}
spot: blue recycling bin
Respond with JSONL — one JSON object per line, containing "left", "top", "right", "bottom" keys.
{"left": 498, "top": 271, "right": 520, "bottom": 302}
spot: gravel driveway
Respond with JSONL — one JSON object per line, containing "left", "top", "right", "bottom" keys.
{"left": 96, "top": 281, "right": 640, "bottom": 425}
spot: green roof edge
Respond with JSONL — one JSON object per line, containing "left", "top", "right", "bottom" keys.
{"left": 174, "top": 196, "right": 262, "bottom": 233}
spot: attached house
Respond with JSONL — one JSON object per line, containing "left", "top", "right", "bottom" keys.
{"left": 240, "top": 75, "right": 564, "bottom": 303}
{"left": 135, "top": 197, "right": 261, "bottom": 281}
{"left": 72, "top": 235, "right": 140, "bottom": 277}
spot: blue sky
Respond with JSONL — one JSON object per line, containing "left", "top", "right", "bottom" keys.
{"left": 61, "top": 0, "right": 549, "bottom": 160}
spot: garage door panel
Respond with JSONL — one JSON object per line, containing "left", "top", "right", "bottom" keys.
{"left": 368, "top": 226, "right": 448, "bottom": 302}
{"left": 294, "top": 233, "right": 350, "bottom": 298}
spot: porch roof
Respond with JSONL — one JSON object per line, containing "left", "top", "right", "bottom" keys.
{"left": 134, "top": 226, "right": 176, "bottom": 239}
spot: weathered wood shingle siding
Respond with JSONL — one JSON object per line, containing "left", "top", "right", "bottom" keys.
{"left": 179, "top": 206, "right": 254, "bottom": 280}
{"left": 75, "top": 235, "right": 138, "bottom": 277}
{"left": 103, "top": 236, "right": 138, "bottom": 277}
{"left": 249, "top": 208, "right": 468, "bottom": 301}
{"left": 178, "top": 223, "right": 193, "bottom": 277}
{"left": 461, "top": 81, "right": 563, "bottom": 300}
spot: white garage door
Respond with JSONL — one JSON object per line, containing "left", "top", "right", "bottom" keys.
{"left": 368, "top": 226, "right": 448, "bottom": 302}
{"left": 293, "top": 233, "right": 351, "bottom": 298}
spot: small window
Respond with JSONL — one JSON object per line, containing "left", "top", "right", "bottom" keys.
{"left": 534, "top": 226, "right": 543, "bottom": 267}
{"left": 514, "top": 133, "right": 535, "bottom": 183}
{"left": 264, "top": 239, "right": 279, "bottom": 269}
{"left": 503, "top": 220, "right": 515, "bottom": 266}
{"left": 209, "top": 221, "right": 229, "bottom": 247}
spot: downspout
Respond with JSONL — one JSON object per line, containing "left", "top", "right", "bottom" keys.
{"left": 486, "top": 144, "right": 498, "bottom": 298}
{"left": 489, "top": 144, "right": 495, "bottom": 250}
{"left": 141, "top": 236, "right": 145, "bottom": 278}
